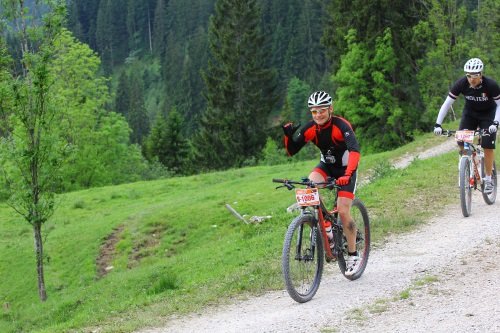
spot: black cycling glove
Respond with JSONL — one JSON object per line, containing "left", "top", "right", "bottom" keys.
{"left": 282, "top": 122, "right": 300, "bottom": 138}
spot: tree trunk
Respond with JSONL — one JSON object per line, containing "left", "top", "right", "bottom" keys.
{"left": 33, "top": 223, "right": 47, "bottom": 301}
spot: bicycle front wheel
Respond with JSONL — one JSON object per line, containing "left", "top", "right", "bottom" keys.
{"left": 282, "top": 213, "right": 324, "bottom": 303}
{"left": 459, "top": 156, "right": 472, "bottom": 217}
{"left": 337, "top": 198, "right": 370, "bottom": 280}
{"left": 482, "top": 160, "right": 497, "bottom": 205}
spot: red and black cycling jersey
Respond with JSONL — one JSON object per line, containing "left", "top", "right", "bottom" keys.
{"left": 284, "top": 116, "right": 360, "bottom": 173}
{"left": 449, "top": 76, "right": 500, "bottom": 112}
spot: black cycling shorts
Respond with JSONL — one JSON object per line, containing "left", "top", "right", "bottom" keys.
{"left": 312, "top": 161, "right": 357, "bottom": 199}
{"left": 459, "top": 109, "right": 497, "bottom": 149}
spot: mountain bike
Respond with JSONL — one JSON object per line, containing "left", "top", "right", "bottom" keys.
{"left": 442, "top": 129, "right": 497, "bottom": 217}
{"left": 272, "top": 177, "right": 370, "bottom": 303}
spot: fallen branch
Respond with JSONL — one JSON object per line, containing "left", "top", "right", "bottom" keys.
{"left": 225, "top": 204, "right": 272, "bottom": 224}
{"left": 225, "top": 204, "right": 249, "bottom": 224}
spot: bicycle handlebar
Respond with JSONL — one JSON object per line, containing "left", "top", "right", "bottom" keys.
{"left": 440, "top": 129, "right": 456, "bottom": 137}
{"left": 441, "top": 129, "right": 485, "bottom": 137}
{"left": 272, "top": 178, "right": 341, "bottom": 190}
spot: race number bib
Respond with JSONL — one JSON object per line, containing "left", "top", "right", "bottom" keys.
{"left": 455, "top": 130, "right": 475, "bottom": 143}
{"left": 295, "top": 188, "right": 320, "bottom": 206}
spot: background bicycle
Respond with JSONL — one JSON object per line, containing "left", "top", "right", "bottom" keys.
{"left": 273, "top": 177, "right": 370, "bottom": 303}
{"left": 442, "top": 129, "right": 497, "bottom": 217}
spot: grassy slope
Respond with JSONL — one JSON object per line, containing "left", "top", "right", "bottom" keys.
{"left": 0, "top": 131, "right": 496, "bottom": 333}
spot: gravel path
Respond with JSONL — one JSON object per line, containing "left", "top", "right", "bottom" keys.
{"left": 137, "top": 139, "right": 500, "bottom": 333}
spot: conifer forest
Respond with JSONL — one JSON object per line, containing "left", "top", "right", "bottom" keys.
{"left": 1, "top": 0, "right": 499, "bottom": 190}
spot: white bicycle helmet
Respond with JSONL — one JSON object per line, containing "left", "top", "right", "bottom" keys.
{"left": 308, "top": 91, "right": 332, "bottom": 107}
{"left": 464, "top": 58, "right": 484, "bottom": 72}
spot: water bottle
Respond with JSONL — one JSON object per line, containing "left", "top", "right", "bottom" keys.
{"left": 476, "top": 151, "right": 483, "bottom": 180}
{"left": 325, "top": 220, "right": 333, "bottom": 247}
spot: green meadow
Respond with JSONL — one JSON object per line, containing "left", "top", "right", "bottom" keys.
{"left": 1, "top": 131, "right": 497, "bottom": 333}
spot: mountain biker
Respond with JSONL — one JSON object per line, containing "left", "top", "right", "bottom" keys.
{"left": 282, "top": 90, "right": 361, "bottom": 276}
{"left": 434, "top": 58, "right": 500, "bottom": 194}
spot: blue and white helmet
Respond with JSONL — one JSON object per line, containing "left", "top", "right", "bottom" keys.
{"left": 308, "top": 91, "right": 332, "bottom": 107}
{"left": 464, "top": 58, "right": 484, "bottom": 72}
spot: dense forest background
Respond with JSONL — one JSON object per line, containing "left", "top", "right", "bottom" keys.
{"left": 1, "top": 0, "right": 500, "bottom": 193}
{"left": 0, "top": 0, "right": 497, "bottom": 308}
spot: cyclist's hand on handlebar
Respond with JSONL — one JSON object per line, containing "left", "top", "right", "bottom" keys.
{"left": 336, "top": 175, "right": 351, "bottom": 186}
{"left": 282, "top": 122, "right": 300, "bottom": 138}
{"left": 433, "top": 123, "right": 442, "bottom": 136}
{"left": 488, "top": 121, "right": 499, "bottom": 134}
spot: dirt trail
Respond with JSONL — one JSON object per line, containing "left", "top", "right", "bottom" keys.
{"left": 138, "top": 139, "right": 500, "bottom": 333}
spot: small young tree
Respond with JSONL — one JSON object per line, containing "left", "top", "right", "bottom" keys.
{"left": 144, "top": 107, "right": 190, "bottom": 175}
{"left": 0, "top": 0, "right": 66, "bottom": 301}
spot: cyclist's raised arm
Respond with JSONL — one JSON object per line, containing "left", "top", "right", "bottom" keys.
{"left": 283, "top": 121, "right": 313, "bottom": 156}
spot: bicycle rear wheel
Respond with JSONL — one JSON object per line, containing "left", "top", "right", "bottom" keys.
{"left": 282, "top": 213, "right": 324, "bottom": 303}
{"left": 459, "top": 156, "right": 472, "bottom": 217}
{"left": 337, "top": 198, "right": 370, "bottom": 281}
{"left": 482, "top": 160, "right": 497, "bottom": 205}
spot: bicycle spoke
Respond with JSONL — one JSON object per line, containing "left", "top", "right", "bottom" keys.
{"left": 282, "top": 214, "right": 323, "bottom": 303}
{"left": 337, "top": 199, "right": 370, "bottom": 280}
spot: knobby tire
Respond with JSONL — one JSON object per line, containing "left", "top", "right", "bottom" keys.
{"left": 282, "top": 213, "right": 323, "bottom": 303}
{"left": 459, "top": 156, "right": 472, "bottom": 217}
{"left": 337, "top": 198, "right": 370, "bottom": 281}
{"left": 482, "top": 160, "right": 497, "bottom": 205}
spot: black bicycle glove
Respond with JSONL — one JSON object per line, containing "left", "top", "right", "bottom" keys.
{"left": 282, "top": 122, "right": 300, "bottom": 138}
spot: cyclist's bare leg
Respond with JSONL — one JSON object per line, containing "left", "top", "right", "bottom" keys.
{"left": 309, "top": 171, "right": 357, "bottom": 253}
{"left": 484, "top": 148, "right": 494, "bottom": 176}
{"left": 308, "top": 171, "right": 326, "bottom": 187}
{"left": 337, "top": 197, "right": 356, "bottom": 253}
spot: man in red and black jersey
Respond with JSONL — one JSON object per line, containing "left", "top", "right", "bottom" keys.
{"left": 434, "top": 58, "right": 500, "bottom": 194}
{"left": 282, "top": 90, "right": 361, "bottom": 276}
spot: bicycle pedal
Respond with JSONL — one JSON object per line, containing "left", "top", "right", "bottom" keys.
{"left": 325, "top": 255, "right": 337, "bottom": 263}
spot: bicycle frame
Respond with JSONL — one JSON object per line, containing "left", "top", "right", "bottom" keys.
{"left": 445, "top": 130, "right": 484, "bottom": 189}
{"left": 273, "top": 177, "right": 370, "bottom": 302}
{"left": 441, "top": 129, "right": 497, "bottom": 216}
{"left": 464, "top": 141, "right": 483, "bottom": 188}
{"left": 313, "top": 199, "right": 339, "bottom": 260}
{"left": 280, "top": 178, "right": 342, "bottom": 260}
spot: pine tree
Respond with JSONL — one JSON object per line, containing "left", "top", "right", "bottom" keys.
{"left": 115, "top": 71, "right": 130, "bottom": 117}
{"left": 95, "top": 0, "right": 113, "bottom": 73}
{"left": 127, "top": 68, "right": 150, "bottom": 144}
{"left": 95, "top": 0, "right": 129, "bottom": 72}
{"left": 112, "top": 67, "right": 150, "bottom": 145}
{"left": 110, "top": 0, "right": 129, "bottom": 63}
{"left": 152, "top": 0, "right": 167, "bottom": 57}
{"left": 66, "top": 0, "right": 100, "bottom": 48}
{"left": 283, "top": 0, "right": 326, "bottom": 84}
{"left": 194, "top": 0, "right": 277, "bottom": 170}
{"left": 162, "top": 108, "right": 189, "bottom": 174}
{"left": 126, "top": 0, "right": 149, "bottom": 55}
{"left": 144, "top": 108, "right": 190, "bottom": 174}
